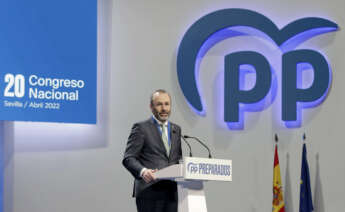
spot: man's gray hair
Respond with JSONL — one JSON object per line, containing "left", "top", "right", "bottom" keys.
{"left": 150, "top": 89, "right": 171, "bottom": 106}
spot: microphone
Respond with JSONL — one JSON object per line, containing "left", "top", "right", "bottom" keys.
{"left": 172, "top": 129, "right": 193, "bottom": 157}
{"left": 183, "top": 135, "right": 212, "bottom": 158}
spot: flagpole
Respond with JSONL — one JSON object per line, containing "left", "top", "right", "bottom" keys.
{"left": 303, "top": 133, "right": 306, "bottom": 144}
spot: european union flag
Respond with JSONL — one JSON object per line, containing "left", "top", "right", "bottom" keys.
{"left": 299, "top": 143, "right": 313, "bottom": 212}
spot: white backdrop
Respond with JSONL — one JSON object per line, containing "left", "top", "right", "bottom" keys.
{"left": 5, "top": 0, "right": 345, "bottom": 212}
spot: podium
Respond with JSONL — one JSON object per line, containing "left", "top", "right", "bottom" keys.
{"left": 155, "top": 157, "right": 232, "bottom": 212}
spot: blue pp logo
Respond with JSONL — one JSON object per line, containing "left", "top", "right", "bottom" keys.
{"left": 187, "top": 162, "right": 199, "bottom": 173}
{"left": 177, "top": 9, "right": 338, "bottom": 129}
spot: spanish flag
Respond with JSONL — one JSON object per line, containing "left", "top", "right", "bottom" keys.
{"left": 273, "top": 144, "right": 285, "bottom": 212}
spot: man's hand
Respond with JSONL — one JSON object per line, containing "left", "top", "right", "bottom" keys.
{"left": 142, "top": 169, "right": 158, "bottom": 183}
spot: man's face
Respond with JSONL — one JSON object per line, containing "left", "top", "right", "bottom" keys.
{"left": 150, "top": 92, "right": 171, "bottom": 122}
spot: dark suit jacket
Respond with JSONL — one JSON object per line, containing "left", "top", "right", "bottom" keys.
{"left": 122, "top": 118, "right": 182, "bottom": 198}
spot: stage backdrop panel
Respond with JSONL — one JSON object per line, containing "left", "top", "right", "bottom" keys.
{"left": 0, "top": 0, "right": 97, "bottom": 124}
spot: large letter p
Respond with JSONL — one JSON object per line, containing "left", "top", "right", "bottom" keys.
{"left": 224, "top": 51, "right": 272, "bottom": 127}
{"left": 282, "top": 50, "right": 330, "bottom": 126}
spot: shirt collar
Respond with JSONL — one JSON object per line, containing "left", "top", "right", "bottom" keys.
{"left": 152, "top": 115, "right": 168, "bottom": 126}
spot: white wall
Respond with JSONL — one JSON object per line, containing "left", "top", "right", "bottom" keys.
{"left": 7, "top": 0, "right": 345, "bottom": 212}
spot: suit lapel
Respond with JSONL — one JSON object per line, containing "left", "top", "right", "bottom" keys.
{"left": 148, "top": 118, "right": 169, "bottom": 159}
{"left": 168, "top": 124, "right": 176, "bottom": 159}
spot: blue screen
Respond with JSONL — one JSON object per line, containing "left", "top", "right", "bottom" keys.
{"left": 0, "top": 0, "right": 97, "bottom": 123}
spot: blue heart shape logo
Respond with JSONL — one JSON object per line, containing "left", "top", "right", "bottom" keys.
{"left": 177, "top": 8, "right": 338, "bottom": 115}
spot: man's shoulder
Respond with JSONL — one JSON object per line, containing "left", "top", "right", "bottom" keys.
{"left": 169, "top": 121, "right": 181, "bottom": 132}
{"left": 132, "top": 118, "right": 180, "bottom": 130}
{"left": 131, "top": 118, "right": 155, "bottom": 131}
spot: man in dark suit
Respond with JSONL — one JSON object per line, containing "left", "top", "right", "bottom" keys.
{"left": 123, "top": 89, "right": 182, "bottom": 212}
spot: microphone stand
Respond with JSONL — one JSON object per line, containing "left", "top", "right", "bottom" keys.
{"left": 183, "top": 135, "right": 212, "bottom": 158}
